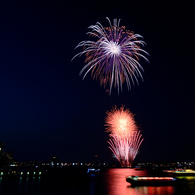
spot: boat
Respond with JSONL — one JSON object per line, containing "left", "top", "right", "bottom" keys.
{"left": 126, "top": 176, "right": 178, "bottom": 186}
{"left": 163, "top": 169, "right": 195, "bottom": 176}
{"left": 87, "top": 168, "right": 100, "bottom": 174}
{"left": 134, "top": 166, "right": 145, "bottom": 170}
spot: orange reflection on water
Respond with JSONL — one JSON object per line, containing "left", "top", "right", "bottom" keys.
{"left": 147, "top": 186, "right": 175, "bottom": 194}
{"left": 106, "top": 168, "right": 175, "bottom": 195}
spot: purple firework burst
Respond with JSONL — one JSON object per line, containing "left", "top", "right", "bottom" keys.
{"left": 72, "top": 17, "right": 149, "bottom": 94}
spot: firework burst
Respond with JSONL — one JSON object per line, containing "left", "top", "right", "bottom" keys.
{"left": 72, "top": 17, "right": 149, "bottom": 94}
{"left": 105, "top": 106, "right": 143, "bottom": 167}
{"left": 105, "top": 106, "right": 137, "bottom": 138}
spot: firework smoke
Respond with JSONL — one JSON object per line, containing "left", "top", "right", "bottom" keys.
{"left": 72, "top": 17, "right": 149, "bottom": 94}
{"left": 105, "top": 106, "right": 143, "bottom": 167}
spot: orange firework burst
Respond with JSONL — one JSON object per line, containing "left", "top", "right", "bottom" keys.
{"left": 105, "top": 106, "right": 143, "bottom": 167}
{"left": 105, "top": 106, "right": 138, "bottom": 138}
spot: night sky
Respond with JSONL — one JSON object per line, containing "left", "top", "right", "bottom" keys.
{"left": 0, "top": 1, "right": 194, "bottom": 163}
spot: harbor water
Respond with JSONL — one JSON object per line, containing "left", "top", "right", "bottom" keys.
{"left": 1, "top": 168, "right": 195, "bottom": 194}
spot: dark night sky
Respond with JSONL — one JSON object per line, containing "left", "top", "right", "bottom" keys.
{"left": 0, "top": 0, "right": 194, "bottom": 163}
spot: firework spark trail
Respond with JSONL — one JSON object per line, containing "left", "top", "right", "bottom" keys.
{"left": 105, "top": 106, "right": 143, "bottom": 167}
{"left": 108, "top": 134, "right": 143, "bottom": 167}
{"left": 72, "top": 17, "right": 149, "bottom": 94}
{"left": 133, "top": 131, "right": 144, "bottom": 159}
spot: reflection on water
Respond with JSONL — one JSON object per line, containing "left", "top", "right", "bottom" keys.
{"left": 105, "top": 168, "right": 175, "bottom": 195}
{"left": 0, "top": 176, "right": 41, "bottom": 195}
{"left": 1, "top": 169, "right": 195, "bottom": 194}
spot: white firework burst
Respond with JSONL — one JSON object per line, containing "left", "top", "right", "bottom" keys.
{"left": 72, "top": 17, "right": 149, "bottom": 94}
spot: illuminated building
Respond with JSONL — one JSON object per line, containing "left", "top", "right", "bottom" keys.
{"left": 0, "top": 142, "right": 5, "bottom": 155}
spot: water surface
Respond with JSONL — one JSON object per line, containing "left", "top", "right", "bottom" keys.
{"left": 1, "top": 168, "right": 195, "bottom": 194}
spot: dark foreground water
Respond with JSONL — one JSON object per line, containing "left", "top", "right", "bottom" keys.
{"left": 1, "top": 168, "right": 195, "bottom": 195}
